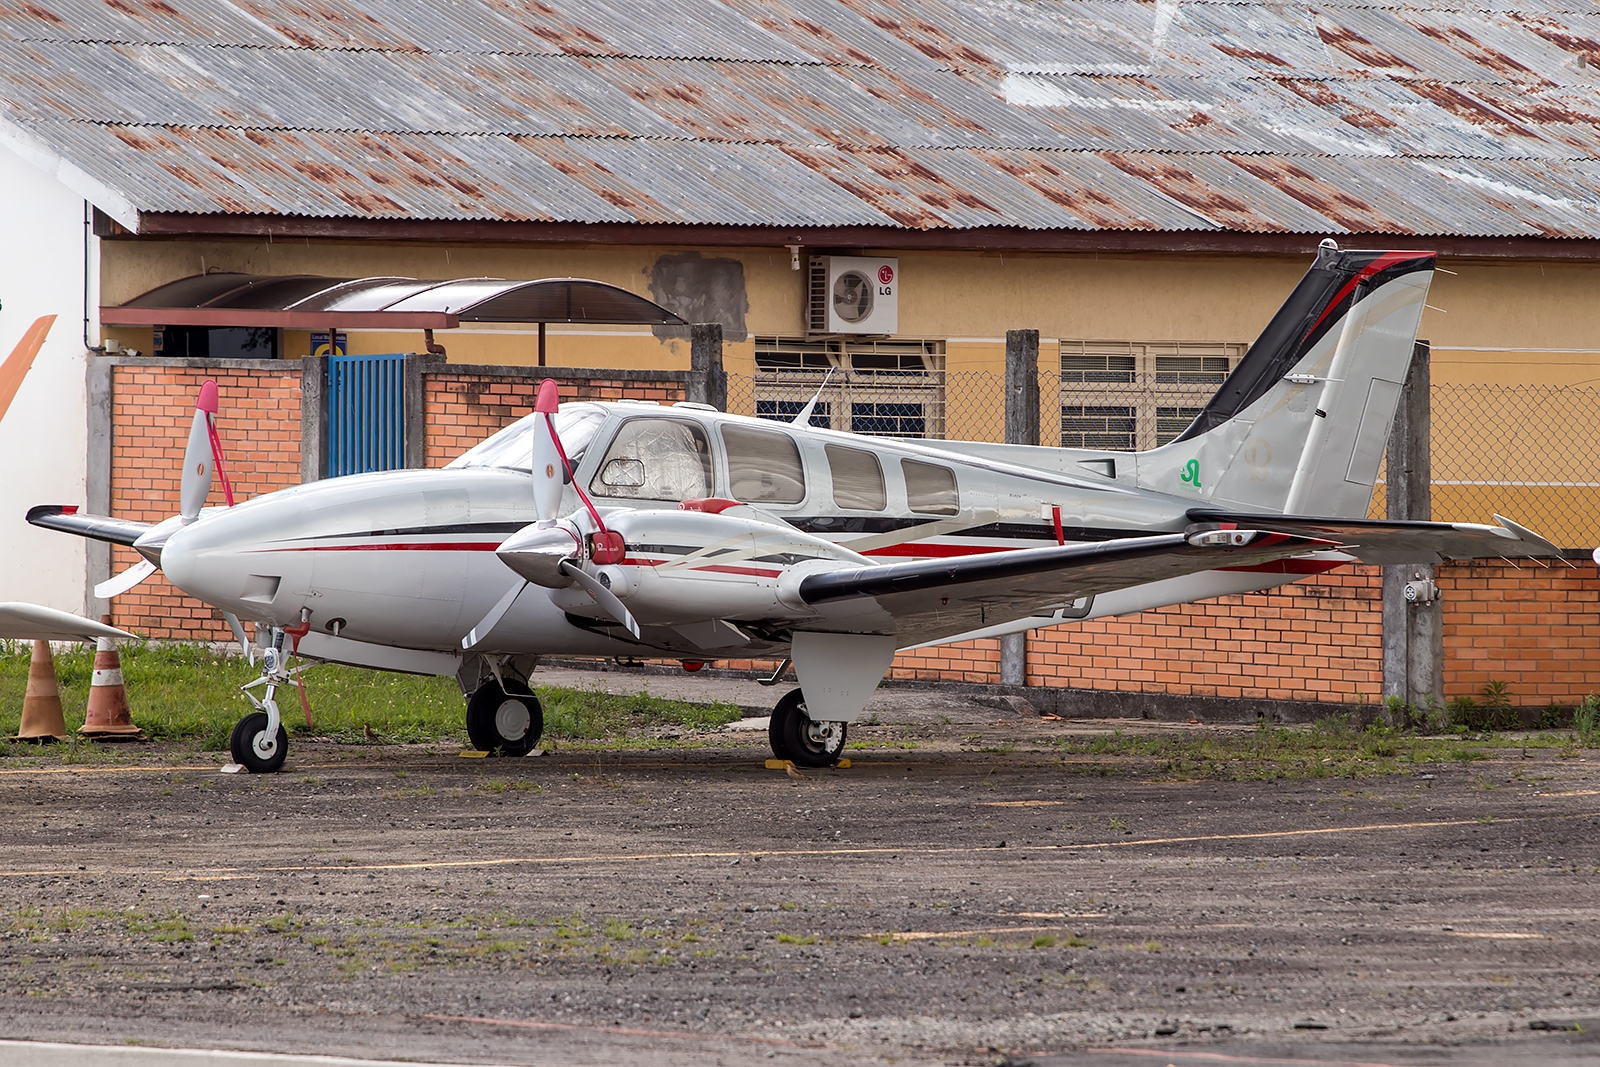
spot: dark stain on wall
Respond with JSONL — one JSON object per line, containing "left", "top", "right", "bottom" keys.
{"left": 648, "top": 251, "right": 749, "bottom": 342}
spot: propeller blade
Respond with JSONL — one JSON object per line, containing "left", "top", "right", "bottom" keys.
{"left": 222, "top": 610, "right": 254, "bottom": 666}
{"left": 790, "top": 366, "right": 834, "bottom": 426}
{"left": 462, "top": 581, "right": 528, "bottom": 651}
{"left": 558, "top": 560, "right": 641, "bottom": 639}
{"left": 532, "top": 378, "right": 563, "bottom": 524}
{"left": 93, "top": 558, "right": 156, "bottom": 599}
{"left": 199, "top": 379, "right": 235, "bottom": 507}
{"left": 179, "top": 386, "right": 216, "bottom": 522}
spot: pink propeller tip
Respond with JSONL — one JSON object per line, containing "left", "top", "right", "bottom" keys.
{"left": 196, "top": 379, "right": 219, "bottom": 414}
{"left": 535, "top": 378, "right": 560, "bottom": 414}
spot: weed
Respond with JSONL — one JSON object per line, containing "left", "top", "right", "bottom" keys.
{"left": 1575, "top": 695, "right": 1600, "bottom": 745}
{"left": 1031, "top": 935, "right": 1057, "bottom": 949}
{"left": 604, "top": 920, "right": 634, "bottom": 942}
{"left": 776, "top": 933, "right": 816, "bottom": 945}
{"left": 1107, "top": 817, "right": 1129, "bottom": 833}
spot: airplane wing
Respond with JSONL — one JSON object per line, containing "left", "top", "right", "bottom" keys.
{"left": 798, "top": 529, "right": 1331, "bottom": 648}
{"left": 26, "top": 505, "right": 152, "bottom": 547}
{"left": 1186, "top": 510, "right": 1563, "bottom": 565}
{"left": 0, "top": 603, "right": 133, "bottom": 641}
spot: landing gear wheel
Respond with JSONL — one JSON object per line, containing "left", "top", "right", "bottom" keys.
{"left": 466, "top": 679, "right": 543, "bottom": 756}
{"left": 768, "top": 688, "right": 847, "bottom": 768}
{"left": 229, "top": 712, "right": 288, "bottom": 774}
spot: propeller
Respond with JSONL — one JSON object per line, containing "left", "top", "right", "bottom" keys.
{"left": 97, "top": 379, "right": 251, "bottom": 660}
{"left": 465, "top": 380, "right": 640, "bottom": 651}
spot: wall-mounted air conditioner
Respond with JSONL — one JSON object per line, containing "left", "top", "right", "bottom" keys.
{"left": 807, "top": 256, "right": 898, "bottom": 336}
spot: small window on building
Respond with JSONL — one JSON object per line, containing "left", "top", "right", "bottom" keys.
{"left": 826, "top": 444, "right": 886, "bottom": 511}
{"left": 722, "top": 425, "right": 806, "bottom": 504}
{"left": 590, "top": 418, "right": 712, "bottom": 501}
{"left": 1154, "top": 356, "right": 1231, "bottom": 384}
{"left": 902, "top": 459, "right": 959, "bottom": 515}
{"left": 756, "top": 399, "right": 830, "bottom": 428}
{"left": 1155, "top": 406, "right": 1204, "bottom": 446}
{"left": 1062, "top": 405, "right": 1137, "bottom": 451}
{"left": 853, "top": 401, "right": 925, "bottom": 438}
{"left": 1061, "top": 351, "right": 1135, "bottom": 383}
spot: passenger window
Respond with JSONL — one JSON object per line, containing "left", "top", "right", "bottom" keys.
{"left": 825, "top": 444, "right": 886, "bottom": 511}
{"left": 722, "top": 425, "right": 806, "bottom": 504}
{"left": 590, "top": 419, "right": 712, "bottom": 501}
{"left": 902, "top": 459, "right": 959, "bottom": 515}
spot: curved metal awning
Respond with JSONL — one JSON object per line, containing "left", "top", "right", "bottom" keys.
{"left": 101, "top": 275, "right": 686, "bottom": 330}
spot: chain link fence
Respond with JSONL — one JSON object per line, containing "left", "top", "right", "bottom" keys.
{"left": 725, "top": 373, "right": 1600, "bottom": 550}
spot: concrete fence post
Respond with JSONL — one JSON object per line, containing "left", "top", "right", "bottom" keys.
{"left": 404, "top": 351, "right": 445, "bottom": 469}
{"left": 85, "top": 355, "right": 113, "bottom": 619}
{"left": 300, "top": 355, "right": 327, "bottom": 484}
{"left": 1382, "top": 340, "right": 1442, "bottom": 715}
{"left": 687, "top": 323, "right": 726, "bottom": 411}
{"left": 1001, "top": 329, "right": 1041, "bottom": 687}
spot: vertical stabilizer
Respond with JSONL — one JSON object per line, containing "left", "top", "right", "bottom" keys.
{"left": 1135, "top": 245, "right": 1434, "bottom": 518}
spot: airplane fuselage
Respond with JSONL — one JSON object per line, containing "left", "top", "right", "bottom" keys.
{"left": 158, "top": 401, "right": 1340, "bottom": 668}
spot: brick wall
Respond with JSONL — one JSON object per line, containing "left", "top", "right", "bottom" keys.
{"left": 1441, "top": 560, "right": 1600, "bottom": 704}
{"left": 109, "top": 361, "right": 302, "bottom": 639}
{"left": 424, "top": 368, "right": 687, "bottom": 468}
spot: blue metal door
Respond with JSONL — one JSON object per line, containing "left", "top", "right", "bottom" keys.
{"left": 326, "top": 354, "right": 406, "bottom": 477}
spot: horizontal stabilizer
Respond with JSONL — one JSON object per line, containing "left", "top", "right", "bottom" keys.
{"left": 26, "top": 505, "right": 151, "bottom": 547}
{"left": 1187, "top": 510, "right": 1563, "bottom": 564}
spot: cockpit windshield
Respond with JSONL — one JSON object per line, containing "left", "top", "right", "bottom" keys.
{"left": 446, "top": 403, "right": 607, "bottom": 472}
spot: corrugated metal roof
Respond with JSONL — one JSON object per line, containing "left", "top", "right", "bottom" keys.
{"left": 8, "top": 0, "right": 1600, "bottom": 238}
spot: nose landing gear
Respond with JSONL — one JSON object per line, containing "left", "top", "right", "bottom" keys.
{"left": 466, "top": 677, "right": 544, "bottom": 756}
{"left": 229, "top": 629, "right": 304, "bottom": 773}
{"left": 768, "top": 688, "right": 847, "bottom": 768}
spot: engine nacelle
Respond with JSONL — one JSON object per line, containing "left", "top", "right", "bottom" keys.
{"left": 554, "top": 508, "right": 863, "bottom": 626}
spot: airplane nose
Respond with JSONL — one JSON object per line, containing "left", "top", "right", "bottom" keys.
{"left": 497, "top": 524, "right": 581, "bottom": 588}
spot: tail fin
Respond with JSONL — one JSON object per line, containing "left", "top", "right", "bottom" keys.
{"left": 1136, "top": 244, "right": 1435, "bottom": 518}
{"left": 0, "top": 315, "right": 55, "bottom": 424}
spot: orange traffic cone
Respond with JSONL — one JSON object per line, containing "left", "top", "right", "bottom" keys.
{"left": 14, "top": 640, "right": 67, "bottom": 742}
{"left": 80, "top": 616, "right": 140, "bottom": 738}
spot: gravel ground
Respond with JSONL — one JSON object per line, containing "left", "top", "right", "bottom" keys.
{"left": 0, "top": 674, "right": 1597, "bottom": 1066}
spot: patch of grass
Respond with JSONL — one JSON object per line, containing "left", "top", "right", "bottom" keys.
{"left": 540, "top": 686, "right": 741, "bottom": 739}
{"left": 1031, "top": 935, "right": 1057, "bottom": 949}
{"left": 776, "top": 932, "right": 817, "bottom": 945}
{"left": 0, "top": 642, "right": 741, "bottom": 750}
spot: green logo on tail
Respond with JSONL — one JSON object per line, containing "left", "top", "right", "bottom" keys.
{"left": 1181, "top": 458, "right": 1201, "bottom": 490}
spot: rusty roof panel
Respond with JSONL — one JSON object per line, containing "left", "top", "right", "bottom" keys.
{"left": 11, "top": 0, "right": 1600, "bottom": 239}
{"left": 0, "top": 0, "right": 286, "bottom": 46}
{"left": 714, "top": 0, "right": 945, "bottom": 71}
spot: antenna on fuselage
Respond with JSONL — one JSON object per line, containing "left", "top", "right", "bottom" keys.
{"left": 791, "top": 367, "right": 835, "bottom": 427}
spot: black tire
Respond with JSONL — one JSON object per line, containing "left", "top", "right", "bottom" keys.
{"left": 768, "top": 688, "right": 847, "bottom": 768}
{"left": 229, "top": 712, "right": 288, "bottom": 773}
{"left": 466, "top": 679, "right": 543, "bottom": 756}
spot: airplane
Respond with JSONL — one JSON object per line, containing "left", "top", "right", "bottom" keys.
{"left": 29, "top": 242, "right": 1561, "bottom": 772}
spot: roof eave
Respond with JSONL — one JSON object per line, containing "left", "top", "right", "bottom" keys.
{"left": 123, "top": 213, "right": 1600, "bottom": 261}
{"left": 3, "top": 118, "right": 140, "bottom": 232}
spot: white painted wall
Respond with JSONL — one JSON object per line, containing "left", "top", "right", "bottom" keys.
{"left": 0, "top": 140, "right": 89, "bottom": 612}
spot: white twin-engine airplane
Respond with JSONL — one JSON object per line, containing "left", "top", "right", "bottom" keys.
{"left": 33, "top": 243, "right": 1559, "bottom": 772}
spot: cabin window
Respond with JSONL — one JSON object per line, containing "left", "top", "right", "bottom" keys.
{"left": 902, "top": 459, "right": 958, "bottom": 515}
{"left": 590, "top": 418, "right": 712, "bottom": 501}
{"left": 722, "top": 425, "right": 806, "bottom": 504}
{"left": 826, "top": 444, "right": 886, "bottom": 511}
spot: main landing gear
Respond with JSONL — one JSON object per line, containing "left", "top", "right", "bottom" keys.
{"left": 768, "top": 688, "right": 847, "bottom": 768}
{"left": 466, "top": 678, "right": 544, "bottom": 756}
